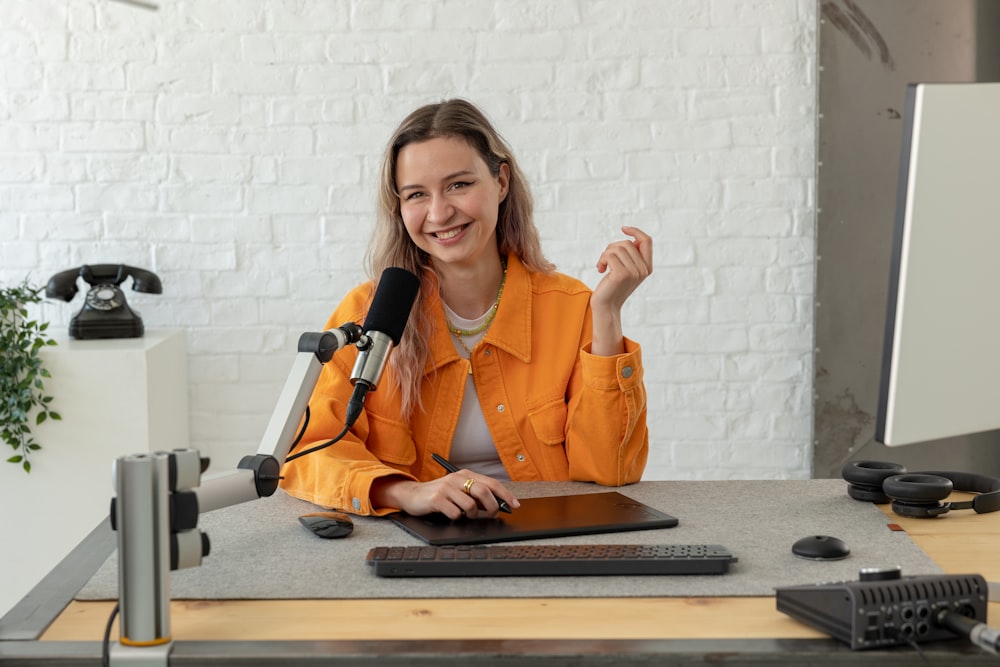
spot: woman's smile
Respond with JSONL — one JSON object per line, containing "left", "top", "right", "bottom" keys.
{"left": 433, "top": 223, "right": 471, "bottom": 242}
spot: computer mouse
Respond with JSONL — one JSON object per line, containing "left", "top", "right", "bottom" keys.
{"left": 299, "top": 511, "right": 354, "bottom": 539}
{"left": 792, "top": 534, "right": 850, "bottom": 561}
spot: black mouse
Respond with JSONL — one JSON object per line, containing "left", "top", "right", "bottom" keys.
{"left": 792, "top": 535, "right": 850, "bottom": 561}
{"left": 299, "top": 511, "right": 354, "bottom": 539}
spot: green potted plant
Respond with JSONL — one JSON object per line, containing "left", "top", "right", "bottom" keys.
{"left": 0, "top": 279, "right": 60, "bottom": 473}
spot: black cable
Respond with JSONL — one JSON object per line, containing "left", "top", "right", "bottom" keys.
{"left": 897, "top": 632, "right": 930, "bottom": 665}
{"left": 283, "top": 422, "right": 351, "bottom": 463}
{"left": 883, "top": 624, "right": 930, "bottom": 665}
{"left": 289, "top": 406, "right": 311, "bottom": 450}
{"left": 937, "top": 609, "right": 1000, "bottom": 654}
{"left": 101, "top": 602, "right": 120, "bottom": 667}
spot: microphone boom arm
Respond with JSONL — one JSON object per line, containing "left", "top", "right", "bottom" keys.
{"left": 196, "top": 326, "right": 363, "bottom": 512}
{"left": 110, "top": 323, "right": 362, "bottom": 664}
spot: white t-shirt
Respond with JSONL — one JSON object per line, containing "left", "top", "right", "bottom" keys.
{"left": 441, "top": 302, "right": 510, "bottom": 480}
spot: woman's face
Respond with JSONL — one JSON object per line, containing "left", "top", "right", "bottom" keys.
{"left": 395, "top": 136, "right": 509, "bottom": 270}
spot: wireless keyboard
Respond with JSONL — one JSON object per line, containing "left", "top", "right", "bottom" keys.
{"left": 366, "top": 543, "right": 737, "bottom": 577}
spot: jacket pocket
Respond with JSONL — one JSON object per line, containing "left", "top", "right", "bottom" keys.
{"left": 527, "top": 399, "right": 568, "bottom": 446}
{"left": 365, "top": 413, "right": 417, "bottom": 465}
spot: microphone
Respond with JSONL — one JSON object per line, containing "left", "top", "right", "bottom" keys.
{"left": 345, "top": 267, "right": 420, "bottom": 427}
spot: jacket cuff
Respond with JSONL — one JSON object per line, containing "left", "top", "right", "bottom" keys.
{"left": 348, "top": 470, "right": 417, "bottom": 516}
{"left": 580, "top": 338, "right": 643, "bottom": 391}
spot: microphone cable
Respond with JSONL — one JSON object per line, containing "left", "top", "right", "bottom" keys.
{"left": 283, "top": 422, "right": 350, "bottom": 463}
{"left": 936, "top": 608, "right": 1000, "bottom": 655}
{"left": 282, "top": 403, "right": 350, "bottom": 463}
{"left": 101, "top": 603, "right": 120, "bottom": 667}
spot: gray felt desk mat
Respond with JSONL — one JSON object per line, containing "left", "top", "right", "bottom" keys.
{"left": 76, "top": 479, "right": 941, "bottom": 600}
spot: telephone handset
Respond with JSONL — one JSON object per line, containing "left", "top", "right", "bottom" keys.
{"left": 46, "top": 264, "right": 162, "bottom": 339}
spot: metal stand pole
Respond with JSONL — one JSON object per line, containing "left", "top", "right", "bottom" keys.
{"left": 112, "top": 452, "right": 173, "bottom": 665}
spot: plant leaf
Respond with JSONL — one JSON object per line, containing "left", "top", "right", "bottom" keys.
{"left": 1, "top": 278, "right": 58, "bottom": 473}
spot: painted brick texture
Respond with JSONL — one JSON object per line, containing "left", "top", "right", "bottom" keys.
{"left": 0, "top": 0, "right": 817, "bottom": 480}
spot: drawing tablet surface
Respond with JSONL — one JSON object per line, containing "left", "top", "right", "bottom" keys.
{"left": 388, "top": 491, "right": 679, "bottom": 546}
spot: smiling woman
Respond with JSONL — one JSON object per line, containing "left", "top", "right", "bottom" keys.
{"left": 279, "top": 99, "right": 654, "bottom": 522}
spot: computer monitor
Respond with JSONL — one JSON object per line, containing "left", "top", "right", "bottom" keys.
{"left": 876, "top": 82, "right": 1000, "bottom": 446}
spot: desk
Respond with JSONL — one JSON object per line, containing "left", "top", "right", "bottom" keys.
{"left": 2, "top": 481, "right": 998, "bottom": 666}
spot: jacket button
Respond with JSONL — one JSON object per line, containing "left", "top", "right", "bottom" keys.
{"left": 496, "top": 404, "right": 505, "bottom": 413}
{"left": 621, "top": 365, "right": 634, "bottom": 378}
{"left": 352, "top": 497, "right": 361, "bottom": 511}
{"left": 516, "top": 453, "right": 525, "bottom": 462}
{"left": 483, "top": 348, "right": 491, "bottom": 356}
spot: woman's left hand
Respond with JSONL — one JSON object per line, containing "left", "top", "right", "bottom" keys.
{"left": 589, "top": 226, "right": 653, "bottom": 356}
{"left": 592, "top": 225, "right": 653, "bottom": 312}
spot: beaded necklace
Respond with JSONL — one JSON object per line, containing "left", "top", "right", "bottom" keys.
{"left": 443, "top": 261, "right": 507, "bottom": 372}
{"left": 444, "top": 261, "right": 507, "bottom": 338}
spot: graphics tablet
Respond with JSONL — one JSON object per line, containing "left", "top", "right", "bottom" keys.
{"left": 388, "top": 491, "right": 679, "bottom": 546}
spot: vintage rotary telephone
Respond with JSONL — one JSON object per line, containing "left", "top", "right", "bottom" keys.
{"left": 45, "top": 264, "right": 162, "bottom": 339}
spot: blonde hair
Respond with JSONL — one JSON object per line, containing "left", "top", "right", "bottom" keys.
{"left": 366, "top": 99, "right": 554, "bottom": 417}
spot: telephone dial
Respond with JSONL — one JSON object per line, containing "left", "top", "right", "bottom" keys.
{"left": 46, "top": 264, "right": 162, "bottom": 339}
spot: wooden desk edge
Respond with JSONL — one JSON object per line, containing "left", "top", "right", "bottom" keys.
{"left": 8, "top": 491, "right": 1000, "bottom": 646}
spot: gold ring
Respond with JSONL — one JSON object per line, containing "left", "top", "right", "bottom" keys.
{"left": 463, "top": 478, "right": 476, "bottom": 495}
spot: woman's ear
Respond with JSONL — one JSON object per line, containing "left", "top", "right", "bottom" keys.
{"left": 497, "top": 162, "right": 510, "bottom": 202}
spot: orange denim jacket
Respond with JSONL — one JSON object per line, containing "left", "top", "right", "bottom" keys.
{"left": 279, "top": 254, "right": 648, "bottom": 515}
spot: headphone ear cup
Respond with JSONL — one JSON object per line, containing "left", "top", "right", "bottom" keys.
{"left": 842, "top": 460, "right": 907, "bottom": 503}
{"left": 884, "top": 473, "right": 954, "bottom": 518}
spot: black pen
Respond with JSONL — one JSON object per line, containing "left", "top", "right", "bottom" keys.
{"left": 431, "top": 453, "right": 512, "bottom": 513}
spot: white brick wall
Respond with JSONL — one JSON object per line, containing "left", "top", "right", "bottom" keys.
{"left": 0, "top": 0, "right": 816, "bottom": 481}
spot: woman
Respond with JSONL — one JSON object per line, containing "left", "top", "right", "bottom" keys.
{"left": 280, "top": 99, "right": 653, "bottom": 519}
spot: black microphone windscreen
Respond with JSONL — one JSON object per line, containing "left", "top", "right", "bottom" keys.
{"left": 363, "top": 267, "right": 420, "bottom": 344}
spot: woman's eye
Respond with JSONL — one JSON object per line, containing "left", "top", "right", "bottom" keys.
{"left": 449, "top": 181, "right": 472, "bottom": 191}
{"left": 403, "top": 191, "right": 425, "bottom": 201}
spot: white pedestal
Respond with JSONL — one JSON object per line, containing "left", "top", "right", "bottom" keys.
{"left": 0, "top": 329, "right": 188, "bottom": 618}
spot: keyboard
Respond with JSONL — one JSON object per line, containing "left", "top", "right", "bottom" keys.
{"left": 366, "top": 543, "right": 737, "bottom": 577}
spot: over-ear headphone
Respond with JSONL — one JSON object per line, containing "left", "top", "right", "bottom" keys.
{"left": 841, "top": 460, "right": 1000, "bottom": 518}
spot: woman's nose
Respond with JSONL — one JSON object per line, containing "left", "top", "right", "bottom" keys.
{"left": 426, "top": 194, "right": 452, "bottom": 224}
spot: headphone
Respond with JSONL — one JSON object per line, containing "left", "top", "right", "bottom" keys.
{"left": 841, "top": 460, "right": 1000, "bottom": 518}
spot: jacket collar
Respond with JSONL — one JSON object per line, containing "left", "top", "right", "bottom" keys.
{"left": 424, "top": 254, "right": 532, "bottom": 375}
